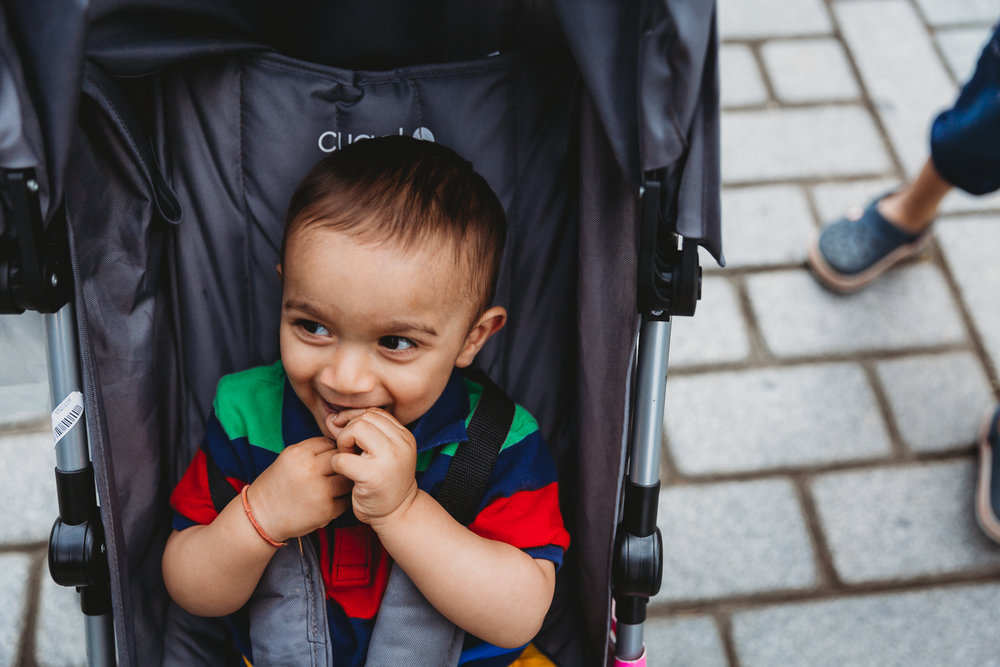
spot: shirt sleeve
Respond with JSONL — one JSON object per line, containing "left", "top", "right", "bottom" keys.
{"left": 466, "top": 422, "right": 570, "bottom": 567}
{"left": 170, "top": 412, "right": 250, "bottom": 531}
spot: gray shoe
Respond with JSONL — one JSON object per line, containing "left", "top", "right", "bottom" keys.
{"left": 976, "top": 405, "right": 1000, "bottom": 545}
{"left": 807, "top": 195, "right": 932, "bottom": 293}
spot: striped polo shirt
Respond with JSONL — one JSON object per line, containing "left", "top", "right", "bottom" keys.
{"left": 171, "top": 361, "right": 569, "bottom": 666}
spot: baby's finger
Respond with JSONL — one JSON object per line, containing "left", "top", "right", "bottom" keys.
{"left": 330, "top": 473, "right": 354, "bottom": 497}
{"left": 328, "top": 408, "right": 369, "bottom": 429}
{"left": 329, "top": 450, "right": 370, "bottom": 482}
{"left": 299, "top": 436, "right": 337, "bottom": 454}
{"left": 358, "top": 407, "right": 409, "bottom": 434}
{"left": 336, "top": 417, "right": 408, "bottom": 458}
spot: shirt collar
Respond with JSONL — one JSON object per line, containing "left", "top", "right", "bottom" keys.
{"left": 281, "top": 367, "right": 470, "bottom": 453}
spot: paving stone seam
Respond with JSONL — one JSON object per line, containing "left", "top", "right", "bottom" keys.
{"left": 823, "top": 0, "right": 910, "bottom": 178}
{"left": 668, "top": 331, "right": 976, "bottom": 376}
{"left": 712, "top": 612, "right": 742, "bottom": 667}
{"left": 660, "top": 451, "right": 978, "bottom": 488}
{"left": 790, "top": 475, "right": 840, "bottom": 588}
{"left": 652, "top": 569, "right": 1000, "bottom": 616}
{"left": 925, "top": 241, "right": 1000, "bottom": 391}
{"left": 858, "top": 360, "right": 910, "bottom": 459}
{"left": 731, "top": 275, "right": 774, "bottom": 365}
{"left": 14, "top": 548, "right": 45, "bottom": 667}
{"left": 668, "top": 346, "right": 980, "bottom": 377}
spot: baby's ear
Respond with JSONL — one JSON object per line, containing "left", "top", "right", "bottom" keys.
{"left": 276, "top": 262, "right": 283, "bottom": 279}
{"left": 455, "top": 306, "right": 507, "bottom": 368}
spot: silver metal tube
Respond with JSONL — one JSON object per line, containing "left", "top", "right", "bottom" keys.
{"left": 44, "top": 303, "right": 117, "bottom": 666}
{"left": 616, "top": 621, "right": 644, "bottom": 661}
{"left": 44, "top": 304, "right": 89, "bottom": 472}
{"left": 628, "top": 318, "right": 672, "bottom": 486}
{"left": 86, "top": 614, "right": 117, "bottom": 666}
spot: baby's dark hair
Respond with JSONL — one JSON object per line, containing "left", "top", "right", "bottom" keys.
{"left": 281, "top": 135, "right": 507, "bottom": 319}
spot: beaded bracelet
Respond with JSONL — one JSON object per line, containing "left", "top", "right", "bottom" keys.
{"left": 240, "top": 484, "right": 287, "bottom": 548}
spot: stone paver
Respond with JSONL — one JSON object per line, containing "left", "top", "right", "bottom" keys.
{"left": 811, "top": 461, "right": 1000, "bottom": 583}
{"left": 809, "top": 179, "right": 897, "bottom": 223}
{"left": 719, "top": 45, "right": 768, "bottom": 108}
{"left": 0, "top": 313, "right": 47, "bottom": 387}
{"left": 0, "top": 432, "right": 59, "bottom": 544}
{"left": 643, "top": 616, "right": 728, "bottom": 667}
{"left": 748, "top": 265, "right": 966, "bottom": 358}
{"left": 666, "top": 364, "right": 891, "bottom": 475}
{"left": 936, "top": 216, "right": 1000, "bottom": 377}
{"left": 761, "top": 39, "right": 859, "bottom": 103}
{"left": 722, "top": 107, "right": 891, "bottom": 183}
{"left": 669, "top": 277, "right": 750, "bottom": 369}
{"left": 719, "top": 185, "right": 813, "bottom": 268}
{"left": 0, "top": 554, "right": 32, "bottom": 667}
{"left": 717, "top": 0, "right": 832, "bottom": 39}
{"left": 34, "top": 576, "right": 86, "bottom": 667}
{"left": 834, "top": 0, "right": 957, "bottom": 178}
{"left": 935, "top": 26, "right": 994, "bottom": 82}
{"left": 654, "top": 479, "right": 816, "bottom": 602}
{"left": 809, "top": 177, "right": 1000, "bottom": 219}
{"left": 939, "top": 187, "right": 1000, "bottom": 214}
{"left": 912, "top": 0, "right": 998, "bottom": 27}
{"left": 731, "top": 584, "right": 1000, "bottom": 667}
{"left": 0, "top": 383, "right": 49, "bottom": 431}
{"left": 876, "top": 352, "right": 994, "bottom": 453}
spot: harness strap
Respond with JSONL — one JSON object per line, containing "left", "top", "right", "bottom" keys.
{"left": 435, "top": 369, "right": 515, "bottom": 525}
{"left": 206, "top": 448, "right": 237, "bottom": 513}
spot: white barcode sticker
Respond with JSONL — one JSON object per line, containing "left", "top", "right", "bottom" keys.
{"left": 51, "top": 391, "right": 84, "bottom": 444}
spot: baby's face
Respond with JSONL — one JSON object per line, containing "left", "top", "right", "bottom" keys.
{"left": 279, "top": 227, "right": 479, "bottom": 435}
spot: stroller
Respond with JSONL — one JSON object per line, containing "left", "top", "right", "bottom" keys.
{"left": 0, "top": 1, "right": 722, "bottom": 664}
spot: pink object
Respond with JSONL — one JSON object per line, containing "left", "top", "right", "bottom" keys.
{"left": 613, "top": 648, "right": 647, "bottom": 666}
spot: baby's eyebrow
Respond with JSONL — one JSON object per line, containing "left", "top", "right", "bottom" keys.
{"left": 282, "top": 298, "right": 325, "bottom": 317}
{"left": 380, "top": 319, "right": 439, "bottom": 337}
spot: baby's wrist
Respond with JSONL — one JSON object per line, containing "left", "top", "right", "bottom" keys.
{"left": 368, "top": 484, "right": 421, "bottom": 534}
{"left": 242, "top": 484, "right": 288, "bottom": 546}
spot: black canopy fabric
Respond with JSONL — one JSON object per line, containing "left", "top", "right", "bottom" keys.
{"left": 1, "top": 2, "right": 721, "bottom": 664}
{"left": 2, "top": 0, "right": 721, "bottom": 259}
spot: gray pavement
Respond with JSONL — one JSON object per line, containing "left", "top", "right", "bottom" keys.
{"left": 2, "top": 0, "right": 1000, "bottom": 664}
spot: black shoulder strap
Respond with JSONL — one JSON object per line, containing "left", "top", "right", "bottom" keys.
{"left": 206, "top": 451, "right": 239, "bottom": 513}
{"left": 434, "top": 369, "right": 515, "bottom": 526}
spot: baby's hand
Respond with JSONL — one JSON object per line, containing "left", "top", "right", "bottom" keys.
{"left": 247, "top": 437, "right": 354, "bottom": 542}
{"left": 327, "top": 408, "right": 419, "bottom": 527}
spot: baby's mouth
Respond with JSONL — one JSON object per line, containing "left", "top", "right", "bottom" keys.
{"left": 322, "top": 399, "right": 390, "bottom": 416}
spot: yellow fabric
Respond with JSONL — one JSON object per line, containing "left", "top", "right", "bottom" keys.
{"left": 509, "top": 643, "right": 556, "bottom": 666}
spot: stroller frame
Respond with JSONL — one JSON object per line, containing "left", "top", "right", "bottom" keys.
{"left": 1, "top": 2, "right": 720, "bottom": 664}
{"left": 2, "top": 165, "right": 701, "bottom": 667}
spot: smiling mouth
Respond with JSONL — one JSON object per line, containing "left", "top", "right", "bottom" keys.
{"left": 322, "top": 399, "right": 389, "bottom": 415}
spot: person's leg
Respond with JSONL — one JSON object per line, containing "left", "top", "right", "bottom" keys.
{"left": 876, "top": 159, "right": 952, "bottom": 235}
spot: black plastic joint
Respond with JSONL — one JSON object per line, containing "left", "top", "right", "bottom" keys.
{"left": 613, "top": 527, "right": 663, "bottom": 597}
{"left": 49, "top": 515, "right": 109, "bottom": 589}
{"left": 55, "top": 466, "right": 98, "bottom": 526}
{"left": 0, "top": 168, "right": 72, "bottom": 314}
{"left": 80, "top": 582, "right": 113, "bottom": 617}
{"left": 613, "top": 479, "right": 664, "bottom": 625}
{"left": 623, "top": 480, "right": 660, "bottom": 537}
{"left": 48, "top": 464, "right": 109, "bottom": 597}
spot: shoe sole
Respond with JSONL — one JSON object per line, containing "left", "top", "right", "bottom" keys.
{"left": 806, "top": 228, "right": 932, "bottom": 294}
{"left": 975, "top": 407, "right": 1000, "bottom": 544}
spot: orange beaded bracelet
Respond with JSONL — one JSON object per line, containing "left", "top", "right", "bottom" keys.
{"left": 240, "top": 484, "right": 287, "bottom": 548}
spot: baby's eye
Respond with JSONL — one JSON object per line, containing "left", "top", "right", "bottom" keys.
{"left": 379, "top": 336, "right": 416, "bottom": 352}
{"left": 297, "top": 320, "right": 330, "bottom": 337}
